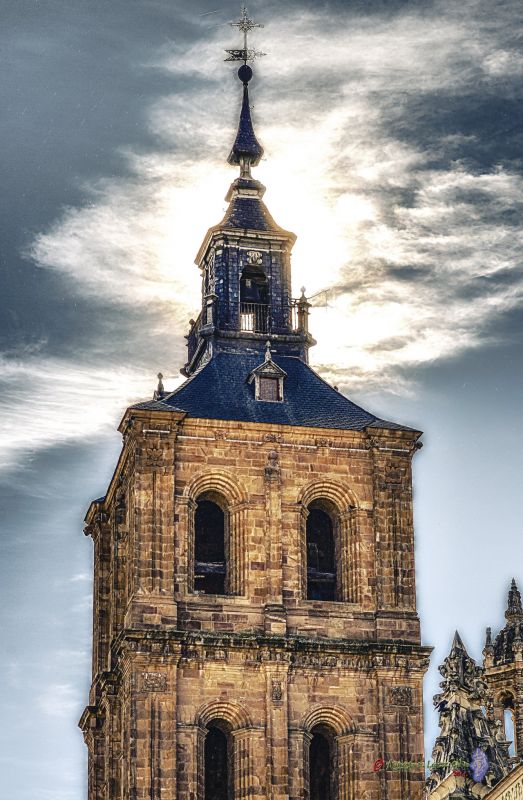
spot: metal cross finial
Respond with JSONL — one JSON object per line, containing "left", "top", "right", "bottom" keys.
{"left": 225, "top": 6, "right": 265, "bottom": 63}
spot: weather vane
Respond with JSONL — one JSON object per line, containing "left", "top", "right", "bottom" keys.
{"left": 225, "top": 5, "right": 266, "bottom": 64}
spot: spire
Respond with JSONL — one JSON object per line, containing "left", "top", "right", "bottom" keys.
{"left": 225, "top": 7, "right": 265, "bottom": 177}
{"left": 427, "top": 632, "right": 511, "bottom": 796}
{"left": 227, "top": 69, "right": 263, "bottom": 175}
{"left": 451, "top": 630, "right": 466, "bottom": 652}
{"left": 506, "top": 578, "right": 523, "bottom": 621}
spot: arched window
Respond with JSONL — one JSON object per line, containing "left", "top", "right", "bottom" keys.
{"left": 194, "top": 498, "right": 226, "bottom": 594}
{"left": 502, "top": 694, "right": 516, "bottom": 756}
{"left": 309, "top": 726, "right": 334, "bottom": 800}
{"left": 240, "top": 265, "right": 269, "bottom": 333}
{"left": 204, "top": 723, "right": 232, "bottom": 800}
{"left": 306, "top": 503, "right": 336, "bottom": 601}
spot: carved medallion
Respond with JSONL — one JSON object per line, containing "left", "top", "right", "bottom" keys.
{"left": 140, "top": 672, "right": 167, "bottom": 692}
{"left": 246, "top": 250, "right": 263, "bottom": 265}
{"left": 389, "top": 686, "right": 413, "bottom": 707}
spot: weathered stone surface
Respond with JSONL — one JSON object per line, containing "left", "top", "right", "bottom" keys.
{"left": 80, "top": 410, "right": 429, "bottom": 799}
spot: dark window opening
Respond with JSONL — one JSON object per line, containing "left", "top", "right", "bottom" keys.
{"left": 204, "top": 725, "right": 230, "bottom": 800}
{"left": 310, "top": 729, "right": 333, "bottom": 800}
{"left": 240, "top": 266, "right": 269, "bottom": 333}
{"left": 306, "top": 507, "right": 336, "bottom": 600}
{"left": 258, "top": 376, "right": 281, "bottom": 402}
{"left": 195, "top": 499, "right": 226, "bottom": 594}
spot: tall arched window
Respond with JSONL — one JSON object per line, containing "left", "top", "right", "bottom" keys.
{"left": 240, "top": 265, "right": 269, "bottom": 333}
{"left": 502, "top": 693, "right": 517, "bottom": 756}
{"left": 204, "top": 723, "right": 232, "bottom": 800}
{"left": 309, "top": 726, "right": 334, "bottom": 800}
{"left": 194, "top": 497, "right": 226, "bottom": 594}
{"left": 306, "top": 503, "right": 336, "bottom": 600}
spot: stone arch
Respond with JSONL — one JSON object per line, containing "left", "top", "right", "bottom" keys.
{"left": 185, "top": 470, "right": 247, "bottom": 507}
{"left": 299, "top": 479, "right": 359, "bottom": 513}
{"left": 299, "top": 481, "right": 361, "bottom": 603}
{"left": 302, "top": 705, "right": 356, "bottom": 737}
{"left": 196, "top": 699, "right": 253, "bottom": 732}
{"left": 497, "top": 689, "right": 515, "bottom": 707}
{"left": 185, "top": 471, "right": 247, "bottom": 595}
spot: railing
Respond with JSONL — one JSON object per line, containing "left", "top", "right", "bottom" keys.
{"left": 187, "top": 298, "right": 307, "bottom": 359}
{"left": 290, "top": 299, "right": 300, "bottom": 332}
{"left": 240, "top": 302, "right": 269, "bottom": 333}
{"left": 186, "top": 310, "right": 203, "bottom": 363}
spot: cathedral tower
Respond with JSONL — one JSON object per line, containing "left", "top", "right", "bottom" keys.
{"left": 483, "top": 579, "right": 523, "bottom": 760}
{"left": 80, "top": 11, "right": 430, "bottom": 799}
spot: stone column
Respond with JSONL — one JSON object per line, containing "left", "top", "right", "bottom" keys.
{"left": 124, "top": 660, "right": 178, "bottom": 800}
{"left": 288, "top": 730, "right": 311, "bottom": 800}
{"left": 127, "top": 419, "right": 179, "bottom": 627}
{"left": 176, "top": 496, "right": 195, "bottom": 595}
{"left": 337, "top": 734, "right": 356, "bottom": 800}
{"left": 514, "top": 673, "right": 523, "bottom": 758}
{"left": 229, "top": 501, "right": 247, "bottom": 596}
{"left": 339, "top": 509, "right": 362, "bottom": 603}
{"left": 233, "top": 728, "right": 263, "bottom": 799}
{"left": 265, "top": 665, "right": 290, "bottom": 800}
{"left": 264, "top": 450, "right": 286, "bottom": 634}
{"left": 176, "top": 723, "right": 204, "bottom": 800}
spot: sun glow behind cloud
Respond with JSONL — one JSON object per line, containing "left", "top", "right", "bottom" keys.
{"left": 3, "top": 0, "right": 518, "bottom": 470}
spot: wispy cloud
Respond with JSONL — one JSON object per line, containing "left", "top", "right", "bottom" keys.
{"left": 8, "top": 0, "right": 520, "bottom": 462}
{"left": 0, "top": 355, "right": 176, "bottom": 472}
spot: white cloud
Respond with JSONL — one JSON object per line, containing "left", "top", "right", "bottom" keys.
{"left": 0, "top": 355, "right": 182, "bottom": 472}
{"left": 11, "top": 0, "right": 521, "bottom": 464}
{"left": 68, "top": 573, "right": 91, "bottom": 583}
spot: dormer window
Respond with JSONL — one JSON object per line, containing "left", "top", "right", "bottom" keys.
{"left": 248, "top": 342, "right": 286, "bottom": 403}
{"left": 258, "top": 376, "right": 281, "bottom": 402}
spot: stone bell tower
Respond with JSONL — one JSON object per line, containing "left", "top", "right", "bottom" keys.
{"left": 79, "top": 10, "right": 430, "bottom": 800}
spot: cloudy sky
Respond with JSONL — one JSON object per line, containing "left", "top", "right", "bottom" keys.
{"left": 1, "top": 0, "right": 522, "bottom": 796}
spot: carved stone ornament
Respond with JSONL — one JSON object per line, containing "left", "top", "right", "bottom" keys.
{"left": 264, "top": 449, "right": 281, "bottom": 481}
{"left": 144, "top": 447, "right": 163, "bottom": 467}
{"left": 385, "top": 465, "right": 404, "bottom": 485}
{"left": 246, "top": 249, "right": 263, "bottom": 265}
{"left": 140, "top": 672, "right": 167, "bottom": 692}
{"left": 264, "top": 432, "right": 282, "bottom": 443}
{"left": 271, "top": 680, "right": 283, "bottom": 702}
{"left": 389, "top": 686, "right": 413, "bottom": 707}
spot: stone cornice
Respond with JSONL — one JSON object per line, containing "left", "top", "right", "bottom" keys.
{"left": 108, "top": 627, "right": 432, "bottom": 671}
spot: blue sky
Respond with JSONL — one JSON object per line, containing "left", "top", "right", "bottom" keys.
{"left": 1, "top": 1, "right": 522, "bottom": 797}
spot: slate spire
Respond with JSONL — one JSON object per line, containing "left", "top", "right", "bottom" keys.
{"left": 227, "top": 65, "right": 264, "bottom": 176}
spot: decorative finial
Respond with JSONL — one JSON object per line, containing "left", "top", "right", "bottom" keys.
{"left": 265, "top": 340, "right": 272, "bottom": 361}
{"left": 506, "top": 578, "right": 523, "bottom": 621}
{"left": 225, "top": 6, "right": 265, "bottom": 65}
{"left": 153, "top": 372, "right": 165, "bottom": 401}
{"left": 226, "top": 10, "right": 265, "bottom": 177}
{"left": 485, "top": 627, "right": 492, "bottom": 647}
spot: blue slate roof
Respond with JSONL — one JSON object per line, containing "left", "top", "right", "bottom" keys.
{"left": 228, "top": 85, "right": 264, "bottom": 167}
{"left": 220, "top": 195, "right": 284, "bottom": 232}
{"left": 136, "top": 352, "right": 413, "bottom": 432}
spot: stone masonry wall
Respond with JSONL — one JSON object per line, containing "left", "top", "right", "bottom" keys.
{"left": 80, "top": 408, "right": 429, "bottom": 800}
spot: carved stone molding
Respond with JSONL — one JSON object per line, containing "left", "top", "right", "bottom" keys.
{"left": 139, "top": 672, "right": 167, "bottom": 692}
{"left": 271, "top": 680, "right": 283, "bottom": 702}
{"left": 389, "top": 686, "right": 413, "bottom": 707}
